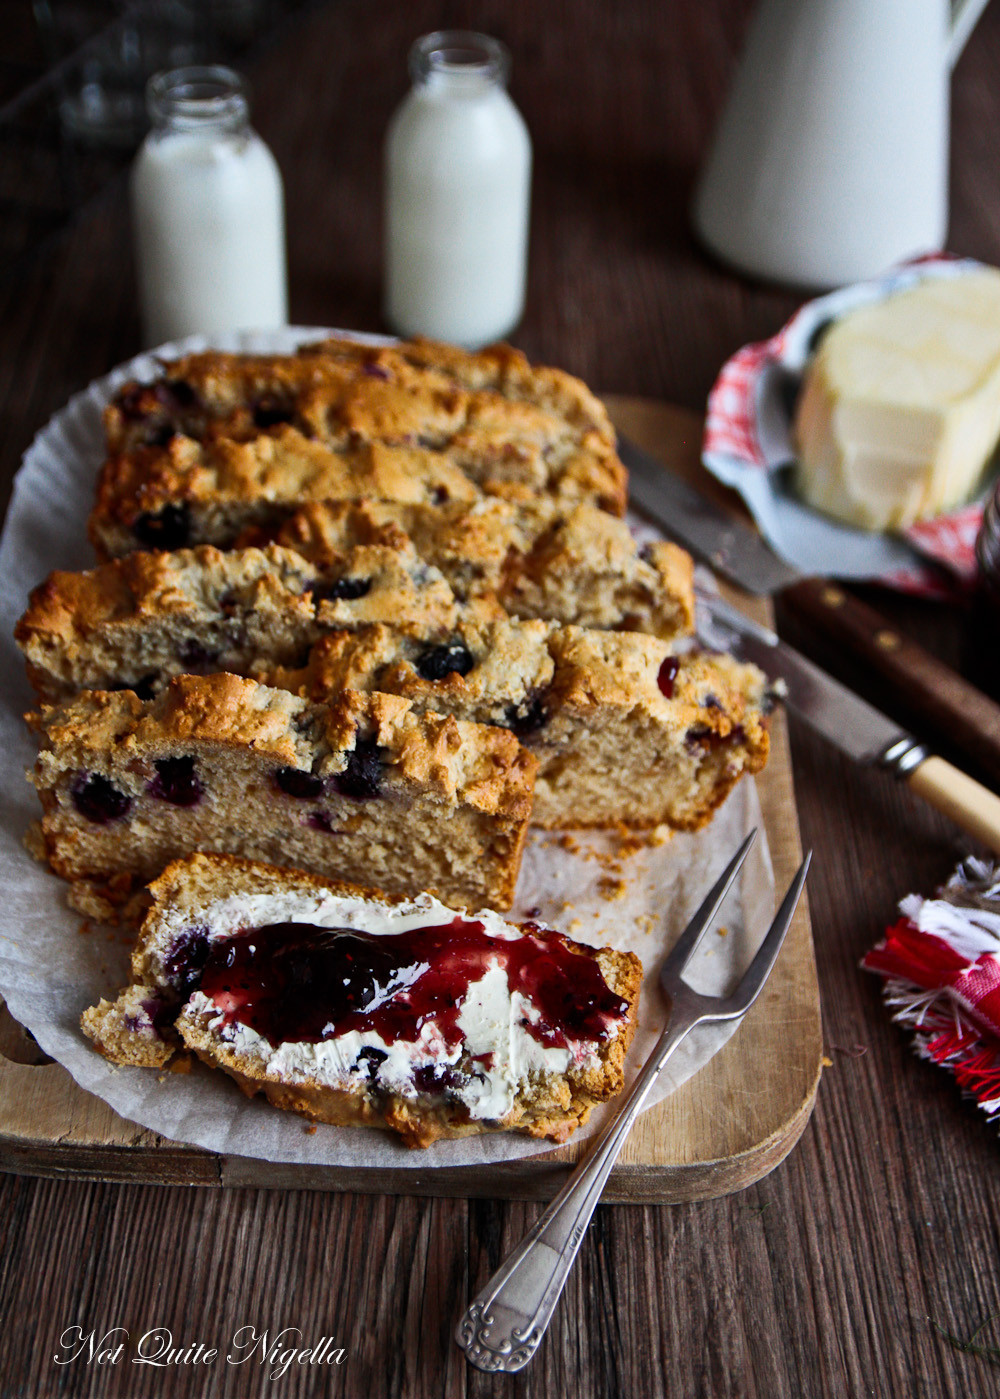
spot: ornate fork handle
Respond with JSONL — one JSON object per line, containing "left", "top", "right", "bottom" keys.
{"left": 455, "top": 1004, "right": 698, "bottom": 1373}
{"left": 456, "top": 833, "right": 810, "bottom": 1374}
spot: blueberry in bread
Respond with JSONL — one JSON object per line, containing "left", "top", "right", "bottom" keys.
{"left": 27, "top": 675, "right": 536, "bottom": 910}
{"left": 81, "top": 854, "right": 642, "bottom": 1148}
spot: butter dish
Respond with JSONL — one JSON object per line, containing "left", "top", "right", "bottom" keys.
{"left": 702, "top": 256, "right": 993, "bottom": 594}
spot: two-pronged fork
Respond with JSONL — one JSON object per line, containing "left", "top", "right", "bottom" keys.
{"left": 455, "top": 829, "right": 811, "bottom": 1373}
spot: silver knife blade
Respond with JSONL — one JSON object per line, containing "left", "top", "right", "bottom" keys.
{"left": 700, "top": 592, "right": 921, "bottom": 768}
{"left": 618, "top": 433, "right": 801, "bottom": 594}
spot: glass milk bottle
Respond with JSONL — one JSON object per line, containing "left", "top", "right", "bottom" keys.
{"left": 384, "top": 32, "right": 532, "bottom": 347}
{"left": 131, "top": 65, "right": 288, "bottom": 348}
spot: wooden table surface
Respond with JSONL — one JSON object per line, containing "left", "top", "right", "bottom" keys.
{"left": 3, "top": 2, "right": 1000, "bottom": 1395}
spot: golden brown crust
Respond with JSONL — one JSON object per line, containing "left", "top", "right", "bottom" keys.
{"left": 267, "top": 497, "right": 695, "bottom": 639}
{"left": 15, "top": 539, "right": 467, "bottom": 702}
{"left": 19, "top": 499, "right": 693, "bottom": 705}
{"left": 90, "top": 339, "right": 627, "bottom": 558}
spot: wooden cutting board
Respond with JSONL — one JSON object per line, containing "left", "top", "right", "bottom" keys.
{"left": 0, "top": 398, "right": 822, "bottom": 1204}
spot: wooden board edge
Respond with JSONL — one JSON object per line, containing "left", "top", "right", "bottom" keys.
{"left": 0, "top": 1054, "right": 819, "bottom": 1201}
{"left": 0, "top": 394, "right": 824, "bottom": 1199}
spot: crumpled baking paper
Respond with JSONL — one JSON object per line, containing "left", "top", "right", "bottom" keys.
{"left": 0, "top": 328, "right": 774, "bottom": 1169}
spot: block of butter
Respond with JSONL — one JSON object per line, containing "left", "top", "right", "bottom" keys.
{"left": 794, "top": 268, "right": 1000, "bottom": 531}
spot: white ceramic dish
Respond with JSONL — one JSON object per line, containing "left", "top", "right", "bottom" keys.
{"left": 702, "top": 257, "right": 990, "bottom": 594}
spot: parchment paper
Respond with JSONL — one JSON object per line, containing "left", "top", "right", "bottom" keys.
{"left": 0, "top": 328, "right": 774, "bottom": 1168}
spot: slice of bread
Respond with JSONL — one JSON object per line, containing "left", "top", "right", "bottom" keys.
{"left": 81, "top": 853, "right": 642, "bottom": 1147}
{"left": 283, "top": 618, "right": 771, "bottom": 831}
{"left": 28, "top": 675, "right": 535, "bottom": 910}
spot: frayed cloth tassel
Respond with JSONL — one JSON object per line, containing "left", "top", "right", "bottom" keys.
{"left": 863, "top": 858, "right": 1000, "bottom": 1124}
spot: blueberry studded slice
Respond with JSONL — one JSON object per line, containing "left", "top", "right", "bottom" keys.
{"left": 276, "top": 766, "right": 324, "bottom": 800}
{"left": 72, "top": 774, "right": 131, "bottom": 825}
{"left": 149, "top": 756, "right": 202, "bottom": 806}
{"left": 415, "top": 644, "right": 475, "bottom": 682}
{"left": 333, "top": 737, "right": 383, "bottom": 800}
{"left": 133, "top": 502, "right": 191, "bottom": 551}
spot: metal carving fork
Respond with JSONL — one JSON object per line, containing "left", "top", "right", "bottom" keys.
{"left": 455, "top": 829, "right": 811, "bottom": 1373}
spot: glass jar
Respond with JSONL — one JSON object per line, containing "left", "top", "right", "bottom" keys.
{"left": 383, "top": 31, "right": 532, "bottom": 348}
{"left": 968, "top": 479, "right": 1000, "bottom": 698}
{"left": 130, "top": 65, "right": 288, "bottom": 348}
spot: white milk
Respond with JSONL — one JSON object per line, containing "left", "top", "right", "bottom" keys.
{"left": 384, "top": 33, "right": 531, "bottom": 348}
{"left": 131, "top": 66, "right": 287, "bottom": 348}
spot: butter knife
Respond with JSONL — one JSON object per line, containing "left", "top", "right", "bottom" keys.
{"left": 704, "top": 591, "right": 1000, "bottom": 853}
{"left": 619, "top": 432, "right": 1000, "bottom": 789}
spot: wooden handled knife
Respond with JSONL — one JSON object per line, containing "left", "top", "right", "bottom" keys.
{"left": 619, "top": 432, "right": 1000, "bottom": 791}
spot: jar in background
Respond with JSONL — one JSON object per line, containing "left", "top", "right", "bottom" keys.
{"left": 967, "top": 479, "right": 1000, "bottom": 699}
{"left": 131, "top": 65, "right": 288, "bottom": 348}
{"left": 383, "top": 31, "right": 532, "bottom": 348}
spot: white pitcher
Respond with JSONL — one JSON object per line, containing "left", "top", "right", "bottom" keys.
{"left": 692, "top": 0, "right": 992, "bottom": 287}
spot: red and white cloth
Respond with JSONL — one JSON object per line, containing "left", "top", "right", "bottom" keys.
{"left": 702, "top": 255, "right": 989, "bottom": 598}
{"left": 863, "top": 859, "right": 1000, "bottom": 1121}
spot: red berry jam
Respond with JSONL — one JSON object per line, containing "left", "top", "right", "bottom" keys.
{"left": 192, "top": 918, "right": 628, "bottom": 1052}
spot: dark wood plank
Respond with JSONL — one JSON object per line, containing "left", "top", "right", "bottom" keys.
{"left": 4, "top": 0, "right": 1000, "bottom": 1395}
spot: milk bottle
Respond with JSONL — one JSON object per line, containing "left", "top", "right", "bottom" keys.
{"left": 384, "top": 32, "right": 532, "bottom": 347}
{"left": 131, "top": 66, "right": 288, "bottom": 347}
